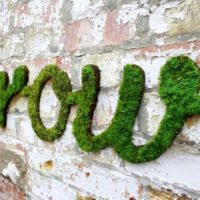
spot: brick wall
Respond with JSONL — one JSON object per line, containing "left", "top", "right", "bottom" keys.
{"left": 0, "top": 0, "right": 200, "bottom": 199}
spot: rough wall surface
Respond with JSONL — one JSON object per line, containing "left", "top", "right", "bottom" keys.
{"left": 0, "top": 0, "right": 200, "bottom": 199}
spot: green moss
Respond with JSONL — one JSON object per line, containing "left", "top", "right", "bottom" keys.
{"left": 114, "top": 55, "right": 200, "bottom": 163}
{"left": 68, "top": 56, "right": 200, "bottom": 163}
{"left": 22, "top": 65, "right": 71, "bottom": 142}
{"left": 9, "top": 55, "right": 200, "bottom": 163}
{"left": 67, "top": 64, "right": 144, "bottom": 152}
{"left": 0, "top": 66, "right": 28, "bottom": 126}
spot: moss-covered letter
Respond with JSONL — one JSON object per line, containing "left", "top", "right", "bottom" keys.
{"left": 22, "top": 65, "right": 71, "bottom": 141}
{"left": 0, "top": 66, "right": 28, "bottom": 126}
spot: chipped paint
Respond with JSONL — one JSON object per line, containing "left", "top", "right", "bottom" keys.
{"left": 149, "top": 1, "right": 179, "bottom": 34}
{"left": 40, "top": 160, "right": 54, "bottom": 170}
{"left": 2, "top": 162, "right": 20, "bottom": 184}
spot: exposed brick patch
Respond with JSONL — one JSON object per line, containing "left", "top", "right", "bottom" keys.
{"left": 130, "top": 41, "right": 196, "bottom": 54}
{"left": 0, "top": 176, "right": 25, "bottom": 200}
{"left": 62, "top": 20, "right": 91, "bottom": 52}
{"left": 104, "top": 10, "right": 130, "bottom": 45}
{"left": 62, "top": 21, "right": 81, "bottom": 51}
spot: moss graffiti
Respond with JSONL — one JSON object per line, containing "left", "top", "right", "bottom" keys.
{"left": 0, "top": 55, "right": 200, "bottom": 163}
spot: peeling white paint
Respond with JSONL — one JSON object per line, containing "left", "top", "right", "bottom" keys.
{"left": 91, "top": 14, "right": 106, "bottom": 45}
{"left": 117, "top": 3, "right": 149, "bottom": 25}
{"left": 149, "top": 1, "right": 179, "bottom": 34}
{"left": 71, "top": 0, "right": 103, "bottom": 20}
{"left": 0, "top": 1, "right": 10, "bottom": 34}
{"left": 171, "top": 11, "right": 185, "bottom": 20}
{"left": 19, "top": 13, "right": 34, "bottom": 28}
{"left": 117, "top": 3, "right": 139, "bottom": 24}
{"left": 2, "top": 162, "right": 20, "bottom": 184}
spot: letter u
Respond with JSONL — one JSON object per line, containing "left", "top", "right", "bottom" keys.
{"left": 68, "top": 56, "right": 200, "bottom": 163}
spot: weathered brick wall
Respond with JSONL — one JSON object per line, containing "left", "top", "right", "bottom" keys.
{"left": 0, "top": 0, "right": 200, "bottom": 199}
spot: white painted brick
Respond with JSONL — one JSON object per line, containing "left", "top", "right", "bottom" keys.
{"left": 91, "top": 14, "right": 107, "bottom": 45}
{"left": 27, "top": 147, "right": 140, "bottom": 200}
{"left": 93, "top": 90, "right": 118, "bottom": 127}
{"left": 73, "top": 52, "right": 122, "bottom": 88}
{"left": 71, "top": 0, "right": 103, "bottom": 20}
{"left": 27, "top": 170, "right": 77, "bottom": 200}
{"left": 40, "top": 87, "right": 60, "bottom": 123}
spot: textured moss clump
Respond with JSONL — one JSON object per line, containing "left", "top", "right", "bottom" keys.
{"left": 0, "top": 66, "right": 28, "bottom": 126}
{"left": 22, "top": 65, "right": 71, "bottom": 142}
{"left": 68, "top": 56, "right": 200, "bottom": 163}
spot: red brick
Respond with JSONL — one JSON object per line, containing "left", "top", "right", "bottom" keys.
{"left": 62, "top": 20, "right": 91, "bottom": 52}
{"left": 104, "top": 10, "right": 130, "bottom": 45}
{"left": 62, "top": 21, "right": 80, "bottom": 51}
{"left": 0, "top": 178, "right": 25, "bottom": 200}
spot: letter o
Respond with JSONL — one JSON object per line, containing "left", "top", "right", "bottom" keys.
{"left": 22, "top": 65, "right": 72, "bottom": 142}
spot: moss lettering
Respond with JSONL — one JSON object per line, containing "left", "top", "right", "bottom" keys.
{"left": 0, "top": 55, "right": 199, "bottom": 163}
